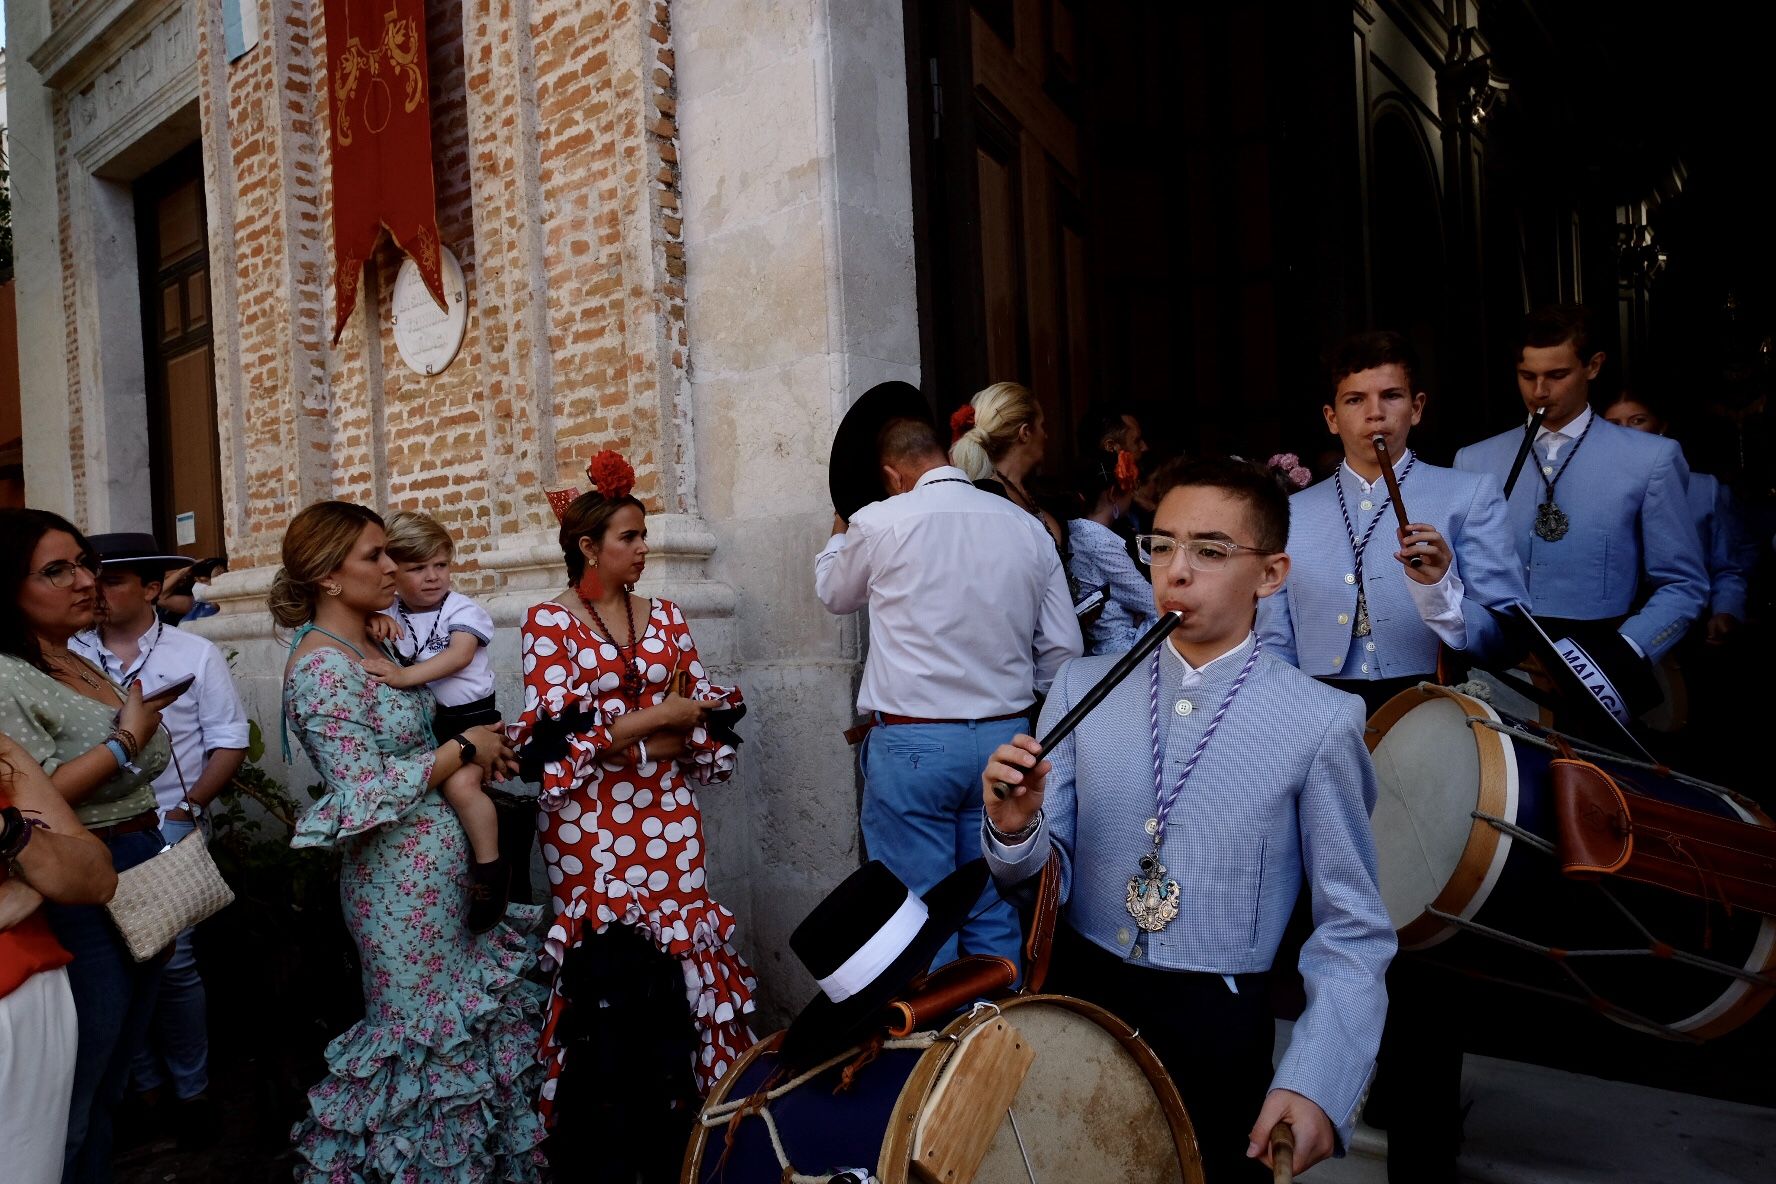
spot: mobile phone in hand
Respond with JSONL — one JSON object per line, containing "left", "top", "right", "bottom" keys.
{"left": 143, "top": 673, "right": 197, "bottom": 704}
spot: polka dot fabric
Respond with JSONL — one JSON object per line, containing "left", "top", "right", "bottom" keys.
{"left": 510, "top": 598, "right": 757, "bottom": 1121}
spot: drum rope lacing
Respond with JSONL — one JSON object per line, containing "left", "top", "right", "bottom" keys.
{"left": 1461, "top": 714, "right": 1754, "bottom": 812}
{"left": 701, "top": 1004, "right": 1014, "bottom": 1184}
{"left": 1423, "top": 819, "right": 1776, "bottom": 1043}
{"left": 699, "top": 1034, "right": 944, "bottom": 1184}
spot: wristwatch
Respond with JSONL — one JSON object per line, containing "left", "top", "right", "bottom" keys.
{"left": 451, "top": 733, "right": 477, "bottom": 765}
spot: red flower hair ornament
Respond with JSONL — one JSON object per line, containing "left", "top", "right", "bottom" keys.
{"left": 546, "top": 448, "right": 639, "bottom": 522}
{"left": 949, "top": 404, "right": 977, "bottom": 444}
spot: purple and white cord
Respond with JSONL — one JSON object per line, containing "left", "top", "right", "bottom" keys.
{"left": 1146, "top": 636, "right": 1264, "bottom": 847}
{"left": 1334, "top": 451, "right": 1416, "bottom": 583}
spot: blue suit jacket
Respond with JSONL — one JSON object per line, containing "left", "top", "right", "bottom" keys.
{"left": 984, "top": 639, "right": 1394, "bottom": 1147}
{"left": 1454, "top": 417, "right": 1708, "bottom": 661}
{"left": 1689, "top": 472, "right": 1757, "bottom": 622}
{"left": 1258, "top": 461, "right": 1527, "bottom": 679}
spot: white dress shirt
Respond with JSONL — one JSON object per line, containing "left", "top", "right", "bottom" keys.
{"left": 1535, "top": 405, "right": 1592, "bottom": 464}
{"left": 1341, "top": 458, "right": 1467, "bottom": 649}
{"left": 73, "top": 619, "right": 251, "bottom": 819}
{"left": 815, "top": 465, "right": 1083, "bottom": 717}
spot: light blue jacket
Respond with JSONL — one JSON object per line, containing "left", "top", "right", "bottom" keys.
{"left": 983, "top": 638, "right": 1394, "bottom": 1148}
{"left": 1689, "top": 472, "right": 1757, "bottom": 623}
{"left": 1454, "top": 417, "right": 1708, "bottom": 661}
{"left": 1259, "top": 460, "right": 1527, "bottom": 679}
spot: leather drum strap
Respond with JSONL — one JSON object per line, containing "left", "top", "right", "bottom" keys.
{"left": 1021, "top": 850, "right": 1064, "bottom": 994}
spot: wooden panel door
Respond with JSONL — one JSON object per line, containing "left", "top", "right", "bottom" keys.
{"left": 137, "top": 149, "right": 225, "bottom": 559}
{"left": 912, "top": 0, "right": 1091, "bottom": 467}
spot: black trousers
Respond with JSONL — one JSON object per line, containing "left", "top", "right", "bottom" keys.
{"left": 1365, "top": 957, "right": 1463, "bottom": 1182}
{"left": 1047, "top": 925, "right": 1274, "bottom": 1184}
{"left": 1316, "top": 673, "right": 1431, "bottom": 718}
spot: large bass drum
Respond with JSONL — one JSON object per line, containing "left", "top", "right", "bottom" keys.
{"left": 1367, "top": 684, "right": 1776, "bottom": 1039}
{"left": 682, "top": 994, "right": 1201, "bottom": 1183}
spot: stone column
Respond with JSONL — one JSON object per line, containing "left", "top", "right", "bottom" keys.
{"left": 676, "top": 0, "right": 921, "bottom": 1022}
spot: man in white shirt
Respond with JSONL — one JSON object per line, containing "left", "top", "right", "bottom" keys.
{"left": 816, "top": 412, "right": 1082, "bottom": 969}
{"left": 72, "top": 533, "right": 249, "bottom": 1129}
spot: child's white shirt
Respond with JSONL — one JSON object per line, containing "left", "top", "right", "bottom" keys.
{"left": 378, "top": 590, "right": 496, "bottom": 707}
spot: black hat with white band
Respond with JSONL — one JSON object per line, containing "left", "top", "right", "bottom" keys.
{"left": 777, "top": 858, "right": 990, "bottom": 1073}
{"left": 86, "top": 533, "right": 194, "bottom": 574}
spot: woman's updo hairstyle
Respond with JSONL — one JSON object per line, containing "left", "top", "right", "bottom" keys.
{"left": 268, "top": 500, "right": 385, "bottom": 629}
{"left": 557, "top": 450, "right": 645, "bottom": 586}
{"left": 950, "top": 381, "right": 1041, "bottom": 482}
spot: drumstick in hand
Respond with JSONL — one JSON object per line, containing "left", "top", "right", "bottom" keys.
{"left": 1269, "top": 1121, "right": 1295, "bottom": 1184}
{"left": 1372, "top": 435, "right": 1422, "bottom": 568}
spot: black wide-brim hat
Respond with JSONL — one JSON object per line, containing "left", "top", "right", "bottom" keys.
{"left": 86, "top": 532, "right": 194, "bottom": 573}
{"left": 1495, "top": 605, "right": 1662, "bottom": 744}
{"left": 777, "top": 858, "right": 990, "bottom": 1074}
{"left": 828, "top": 380, "right": 935, "bottom": 521}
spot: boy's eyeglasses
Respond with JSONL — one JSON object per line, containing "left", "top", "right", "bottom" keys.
{"left": 1136, "top": 535, "right": 1279, "bottom": 572}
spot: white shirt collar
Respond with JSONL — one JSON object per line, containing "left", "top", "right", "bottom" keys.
{"left": 914, "top": 465, "right": 972, "bottom": 490}
{"left": 1535, "top": 404, "right": 1592, "bottom": 442}
{"left": 77, "top": 616, "right": 160, "bottom": 667}
{"left": 1166, "top": 631, "right": 1256, "bottom": 688}
{"left": 1338, "top": 448, "right": 1411, "bottom": 495}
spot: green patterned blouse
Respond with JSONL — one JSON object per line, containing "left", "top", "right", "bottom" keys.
{"left": 0, "top": 653, "right": 170, "bottom": 827}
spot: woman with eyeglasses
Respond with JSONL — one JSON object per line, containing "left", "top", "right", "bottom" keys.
{"left": 0, "top": 508, "right": 179, "bottom": 1183}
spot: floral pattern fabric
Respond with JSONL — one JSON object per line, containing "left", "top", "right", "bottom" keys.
{"left": 510, "top": 597, "right": 756, "bottom": 1120}
{"left": 285, "top": 646, "right": 548, "bottom": 1183}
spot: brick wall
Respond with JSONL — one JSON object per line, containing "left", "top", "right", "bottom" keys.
{"left": 182, "top": 0, "right": 689, "bottom": 574}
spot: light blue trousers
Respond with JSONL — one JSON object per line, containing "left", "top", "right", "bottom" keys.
{"left": 858, "top": 717, "right": 1025, "bottom": 972}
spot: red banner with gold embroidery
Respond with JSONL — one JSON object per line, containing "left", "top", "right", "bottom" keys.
{"left": 322, "top": 0, "right": 448, "bottom": 343}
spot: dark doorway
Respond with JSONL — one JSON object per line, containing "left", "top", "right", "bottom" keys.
{"left": 135, "top": 145, "right": 224, "bottom": 560}
{"left": 1369, "top": 108, "right": 1455, "bottom": 458}
{"left": 906, "top": 0, "right": 1360, "bottom": 475}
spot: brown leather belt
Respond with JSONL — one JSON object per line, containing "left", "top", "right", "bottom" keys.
{"left": 87, "top": 810, "right": 160, "bottom": 843}
{"left": 844, "top": 709, "right": 1031, "bottom": 746}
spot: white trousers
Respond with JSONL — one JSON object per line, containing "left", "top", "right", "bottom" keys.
{"left": 0, "top": 966, "right": 79, "bottom": 1184}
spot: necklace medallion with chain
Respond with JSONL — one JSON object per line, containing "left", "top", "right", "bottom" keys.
{"left": 1532, "top": 416, "right": 1594, "bottom": 542}
{"left": 578, "top": 589, "right": 646, "bottom": 703}
{"left": 1128, "top": 638, "right": 1264, "bottom": 933}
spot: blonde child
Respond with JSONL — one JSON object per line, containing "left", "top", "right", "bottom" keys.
{"left": 362, "top": 511, "right": 509, "bottom": 932}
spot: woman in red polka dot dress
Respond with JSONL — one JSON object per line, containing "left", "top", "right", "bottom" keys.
{"left": 509, "top": 453, "right": 756, "bottom": 1140}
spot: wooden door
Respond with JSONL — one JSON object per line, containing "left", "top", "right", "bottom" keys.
{"left": 137, "top": 150, "right": 224, "bottom": 559}
{"left": 912, "top": 0, "right": 1090, "bottom": 466}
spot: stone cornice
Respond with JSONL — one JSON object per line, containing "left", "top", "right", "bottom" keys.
{"left": 28, "top": 0, "right": 183, "bottom": 92}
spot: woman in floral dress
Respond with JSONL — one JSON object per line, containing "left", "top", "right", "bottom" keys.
{"left": 512, "top": 453, "right": 755, "bottom": 1166}
{"left": 273, "top": 500, "right": 548, "bottom": 1183}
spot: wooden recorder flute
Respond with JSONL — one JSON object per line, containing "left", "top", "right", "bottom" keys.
{"left": 990, "top": 610, "right": 1183, "bottom": 800}
{"left": 1371, "top": 435, "right": 1421, "bottom": 568}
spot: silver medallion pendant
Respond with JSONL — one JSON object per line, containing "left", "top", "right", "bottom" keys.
{"left": 1353, "top": 589, "right": 1371, "bottom": 638}
{"left": 1126, "top": 852, "right": 1181, "bottom": 932}
{"left": 1534, "top": 501, "right": 1570, "bottom": 542}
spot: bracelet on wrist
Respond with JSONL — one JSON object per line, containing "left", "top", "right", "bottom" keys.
{"left": 987, "top": 808, "right": 1043, "bottom": 845}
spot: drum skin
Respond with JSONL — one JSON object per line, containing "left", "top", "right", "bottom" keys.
{"left": 681, "top": 994, "right": 1202, "bottom": 1184}
{"left": 1367, "top": 685, "right": 1776, "bottom": 1040}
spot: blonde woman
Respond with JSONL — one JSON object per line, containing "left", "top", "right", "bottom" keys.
{"left": 950, "top": 382, "right": 1069, "bottom": 557}
{"left": 273, "top": 501, "right": 546, "bottom": 1183}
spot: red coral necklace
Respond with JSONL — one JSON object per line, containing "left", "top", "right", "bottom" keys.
{"left": 578, "top": 590, "right": 646, "bottom": 703}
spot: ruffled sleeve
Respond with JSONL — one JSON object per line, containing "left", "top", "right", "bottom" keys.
{"left": 509, "top": 602, "right": 617, "bottom": 812}
{"left": 659, "top": 600, "right": 741, "bottom": 786}
{"left": 287, "top": 649, "right": 437, "bottom": 847}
